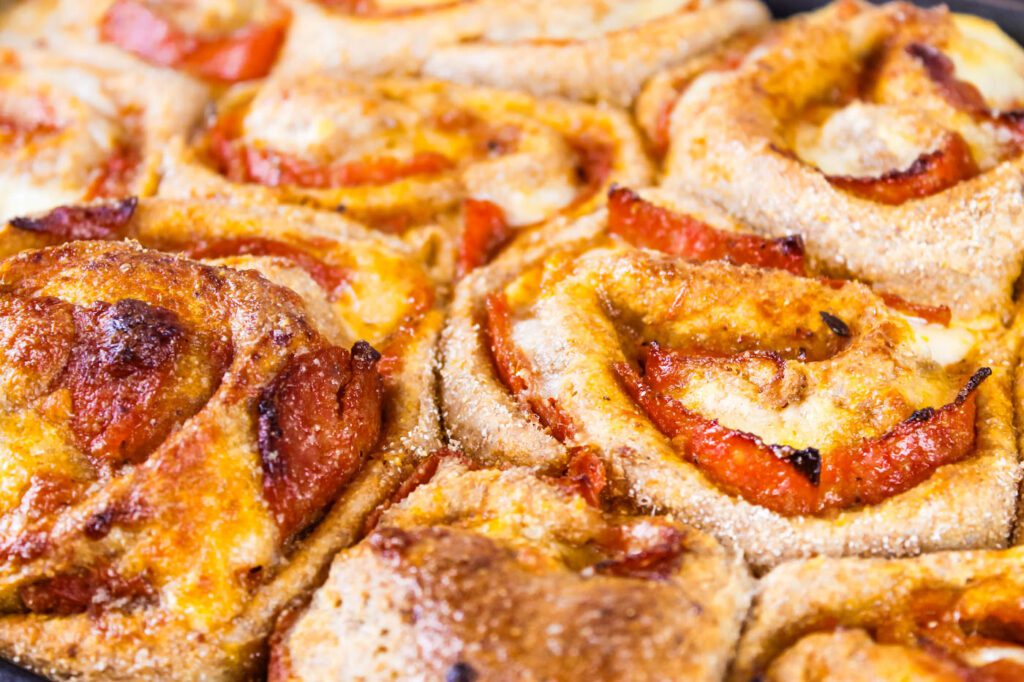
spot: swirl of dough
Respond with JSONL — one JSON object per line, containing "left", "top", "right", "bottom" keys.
{"left": 268, "top": 456, "right": 752, "bottom": 682}
{"left": 441, "top": 188, "right": 1016, "bottom": 570}
{"left": 0, "top": 41, "right": 205, "bottom": 223}
{"left": 159, "top": 72, "right": 651, "bottom": 274}
{"left": 662, "top": 0, "right": 1024, "bottom": 318}
{"left": 734, "top": 548, "right": 1024, "bottom": 681}
{"left": 0, "top": 233, "right": 438, "bottom": 679}
{"left": 0, "top": 0, "right": 288, "bottom": 83}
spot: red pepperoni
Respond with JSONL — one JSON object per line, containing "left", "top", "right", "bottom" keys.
{"left": 826, "top": 133, "right": 979, "bottom": 205}
{"left": 257, "top": 342, "right": 383, "bottom": 539}
{"left": 99, "top": 0, "right": 287, "bottom": 83}
{"left": 62, "top": 299, "right": 186, "bottom": 468}
{"left": 184, "top": 237, "right": 350, "bottom": 300}
{"left": 19, "top": 565, "right": 154, "bottom": 615}
{"left": 607, "top": 187, "right": 807, "bottom": 274}
{"left": 485, "top": 293, "right": 577, "bottom": 443}
{"left": 8, "top": 197, "right": 138, "bottom": 241}
{"left": 456, "top": 199, "right": 511, "bottom": 278}
{"left": 615, "top": 343, "right": 987, "bottom": 516}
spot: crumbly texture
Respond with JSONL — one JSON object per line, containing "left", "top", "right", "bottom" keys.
{"left": 734, "top": 547, "right": 1024, "bottom": 680}
{"left": 0, "top": 233, "right": 441, "bottom": 679}
{"left": 442, "top": 192, "right": 1022, "bottom": 572}
{"left": 663, "top": 0, "right": 1024, "bottom": 320}
{"left": 271, "top": 462, "right": 753, "bottom": 682}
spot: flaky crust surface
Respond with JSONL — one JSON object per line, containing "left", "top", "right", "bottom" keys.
{"left": 271, "top": 462, "right": 753, "bottom": 682}
{"left": 662, "top": 1, "right": 1024, "bottom": 319}
{"left": 733, "top": 547, "right": 1024, "bottom": 680}
{"left": 0, "top": 208, "right": 442, "bottom": 679}
{"left": 441, "top": 193, "right": 1021, "bottom": 571}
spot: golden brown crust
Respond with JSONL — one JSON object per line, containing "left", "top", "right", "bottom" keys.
{"left": 441, "top": 191, "right": 1019, "bottom": 571}
{"left": 157, "top": 73, "right": 651, "bottom": 277}
{"left": 270, "top": 460, "right": 753, "bottom": 681}
{"left": 0, "top": 214, "right": 441, "bottom": 678}
{"left": 663, "top": 0, "right": 1024, "bottom": 319}
{"left": 733, "top": 547, "right": 1024, "bottom": 681}
{"left": 276, "top": 0, "right": 769, "bottom": 106}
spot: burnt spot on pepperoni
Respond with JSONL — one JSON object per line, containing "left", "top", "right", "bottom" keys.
{"left": 9, "top": 197, "right": 138, "bottom": 241}
{"left": 63, "top": 299, "right": 185, "bottom": 466}
{"left": 446, "top": 662, "right": 478, "bottom": 682}
{"left": 906, "top": 407, "right": 936, "bottom": 424}
{"left": 257, "top": 342, "right": 383, "bottom": 539}
{"left": 772, "top": 445, "right": 822, "bottom": 486}
{"left": 19, "top": 565, "right": 155, "bottom": 616}
{"left": 819, "top": 311, "right": 851, "bottom": 338}
{"left": 956, "top": 367, "right": 992, "bottom": 404}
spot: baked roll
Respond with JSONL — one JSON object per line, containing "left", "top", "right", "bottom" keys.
{"left": 268, "top": 456, "right": 753, "bottom": 681}
{"left": 0, "top": 203, "right": 442, "bottom": 678}
{"left": 158, "top": 72, "right": 652, "bottom": 275}
{"left": 0, "top": 40, "right": 205, "bottom": 222}
{"left": 0, "top": 0, "right": 288, "bottom": 83}
{"left": 662, "top": 0, "right": 1024, "bottom": 319}
{"left": 275, "top": 0, "right": 769, "bottom": 106}
{"left": 733, "top": 547, "right": 1024, "bottom": 681}
{"left": 442, "top": 187, "right": 1018, "bottom": 570}
{"left": 0, "top": 196, "right": 444, "bottom": 480}
{"left": 0, "top": 241, "right": 374, "bottom": 679}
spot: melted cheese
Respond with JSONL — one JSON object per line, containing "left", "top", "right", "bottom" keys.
{"left": 948, "top": 14, "right": 1024, "bottom": 111}
{"left": 902, "top": 314, "right": 976, "bottom": 367}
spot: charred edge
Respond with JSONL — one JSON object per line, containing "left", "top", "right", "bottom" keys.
{"left": 257, "top": 392, "right": 284, "bottom": 477}
{"left": 776, "top": 234, "right": 805, "bottom": 256}
{"left": 446, "top": 662, "right": 478, "bottom": 682}
{"left": 956, "top": 367, "right": 992, "bottom": 404}
{"left": 906, "top": 43, "right": 948, "bottom": 81}
{"left": 607, "top": 184, "right": 637, "bottom": 203}
{"left": 819, "top": 311, "right": 851, "bottom": 338}
{"left": 10, "top": 196, "right": 138, "bottom": 234}
{"left": 771, "top": 445, "right": 822, "bottom": 486}
{"left": 351, "top": 340, "right": 382, "bottom": 367}
{"left": 906, "top": 407, "right": 936, "bottom": 424}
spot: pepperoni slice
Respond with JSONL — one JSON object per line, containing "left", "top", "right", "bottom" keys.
{"left": 556, "top": 449, "right": 607, "bottom": 507}
{"left": 595, "top": 519, "right": 688, "bottom": 581}
{"left": 826, "top": 133, "right": 979, "bottom": 205}
{"left": 100, "top": 0, "right": 287, "bottom": 82}
{"left": 9, "top": 197, "right": 138, "bottom": 241}
{"left": 257, "top": 342, "right": 383, "bottom": 539}
{"left": 62, "top": 299, "right": 186, "bottom": 468}
{"left": 19, "top": 565, "right": 154, "bottom": 616}
{"left": 457, "top": 199, "right": 511, "bottom": 278}
{"left": 614, "top": 343, "right": 988, "bottom": 516}
{"left": 607, "top": 187, "right": 807, "bottom": 275}
{"left": 879, "top": 292, "right": 952, "bottom": 326}
{"left": 485, "top": 293, "right": 577, "bottom": 443}
{"left": 184, "top": 237, "right": 349, "bottom": 300}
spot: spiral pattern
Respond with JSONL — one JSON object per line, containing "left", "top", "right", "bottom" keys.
{"left": 442, "top": 189, "right": 1016, "bottom": 570}
{"left": 276, "top": 0, "right": 769, "bottom": 106}
{"left": 662, "top": 1, "right": 1024, "bottom": 318}
{"left": 268, "top": 456, "right": 752, "bottom": 682}
{"left": 0, "top": 0, "right": 288, "bottom": 83}
{"left": 159, "top": 72, "right": 651, "bottom": 272}
{"left": 734, "top": 548, "right": 1024, "bottom": 681}
{"left": 0, "top": 232, "right": 436, "bottom": 678}
{"left": 0, "top": 40, "right": 205, "bottom": 223}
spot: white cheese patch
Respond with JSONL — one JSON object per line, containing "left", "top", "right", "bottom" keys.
{"left": 902, "top": 314, "right": 975, "bottom": 367}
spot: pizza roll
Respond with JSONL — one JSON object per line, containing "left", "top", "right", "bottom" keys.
{"left": 442, "top": 187, "right": 1018, "bottom": 571}
{"left": 662, "top": 0, "right": 1024, "bottom": 320}
{"left": 0, "top": 205, "right": 442, "bottom": 678}
{"left": 276, "top": 0, "right": 769, "bottom": 106}
{"left": 733, "top": 547, "right": 1024, "bottom": 681}
{"left": 268, "top": 456, "right": 753, "bottom": 681}
{"left": 634, "top": 28, "right": 767, "bottom": 158}
{"left": 0, "top": 0, "right": 288, "bottom": 83}
{"left": 158, "top": 73, "right": 652, "bottom": 275}
{"left": 0, "top": 40, "right": 205, "bottom": 223}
